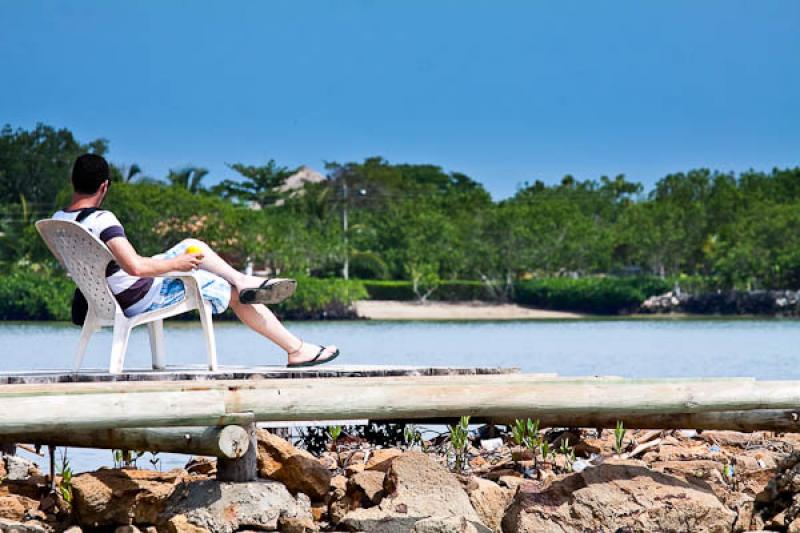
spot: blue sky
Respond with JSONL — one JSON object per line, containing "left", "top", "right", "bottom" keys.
{"left": 1, "top": 1, "right": 798, "bottom": 199}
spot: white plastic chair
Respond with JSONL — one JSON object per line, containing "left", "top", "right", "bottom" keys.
{"left": 35, "top": 219, "right": 218, "bottom": 374}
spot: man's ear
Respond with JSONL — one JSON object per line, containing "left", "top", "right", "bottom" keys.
{"left": 98, "top": 180, "right": 110, "bottom": 201}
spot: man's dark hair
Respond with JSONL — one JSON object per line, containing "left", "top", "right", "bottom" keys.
{"left": 71, "top": 154, "right": 109, "bottom": 194}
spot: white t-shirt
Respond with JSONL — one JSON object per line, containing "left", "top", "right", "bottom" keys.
{"left": 52, "top": 209, "right": 160, "bottom": 316}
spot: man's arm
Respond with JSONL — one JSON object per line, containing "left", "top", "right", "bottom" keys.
{"left": 106, "top": 237, "right": 202, "bottom": 277}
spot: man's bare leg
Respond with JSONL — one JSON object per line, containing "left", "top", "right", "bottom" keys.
{"left": 174, "top": 239, "right": 335, "bottom": 364}
{"left": 228, "top": 287, "right": 338, "bottom": 365}
{"left": 178, "top": 238, "right": 272, "bottom": 290}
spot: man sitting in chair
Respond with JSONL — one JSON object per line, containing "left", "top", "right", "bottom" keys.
{"left": 52, "top": 154, "right": 339, "bottom": 368}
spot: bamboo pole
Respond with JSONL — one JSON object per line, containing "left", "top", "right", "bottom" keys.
{"left": 0, "top": 376, "right": 797, "bottom": 434}
{"left": 0, "top": 426, "right": 251, "bottom": 459}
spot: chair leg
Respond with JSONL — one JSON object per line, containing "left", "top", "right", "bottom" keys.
{"left": 148, "top": 320, "right": 166, "bottom": 370}
{"left": 109, "top": 315, "right": 132, "bottom": 375}
{"left": 74, "top": 319, "right": 96, "bottom": 371}
{"left": 198, "top": 301, "right": 218, "bottom": 371}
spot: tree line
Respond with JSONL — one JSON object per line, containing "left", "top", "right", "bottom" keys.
{"left": 2, "top": 122, "right": 799, "bottom": 293}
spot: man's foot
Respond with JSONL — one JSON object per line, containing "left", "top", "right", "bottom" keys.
{"left": 287, "top": 341, "right": 340, "bottom": 368}
{"left": 239, "top": 278, "right": 297, "bottom": 304}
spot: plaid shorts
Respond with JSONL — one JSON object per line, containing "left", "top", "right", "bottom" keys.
{"left": 143, "top": 242, "right": 232, "bottom": 315}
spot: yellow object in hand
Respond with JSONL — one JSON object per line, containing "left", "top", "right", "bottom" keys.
{"left": 186, "top": 245, "right": 203, "bottom": 255}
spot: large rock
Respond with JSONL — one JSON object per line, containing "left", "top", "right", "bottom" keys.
{"left": 161, "top": 479, "right": 314, "bottom": 533}
{"left": 339, "top": 451, "right": 487, "bottom": 532}
{"left": 162, "top": 514, "right": 210, "bottom": 533}
{"left": 4, "top": 457, "right": 39, "bottom": 481}
{"left": 465, "top": 477, "right": 513, "bottom": 533}
{"left": 700, "top": 431, "right": 764, "bottom": 447}
{"left": 72, "top": 468, "right": 188, "bottom": 528}
{"left": 160, "top": 514, "right": 206, "bottom": 533}
{"left": 754, "top": 450, "right": 800, "bottom": 528}
{"left": 349, "top": 470, "right": 385, "bottom": 506}
{"left": 502, "top": 459, "right": 736, "bottom": 533}
{"left": 413, "top": 515, "right": 482, "bottom": 532}
{"left": 651, "top": 459, "right": 727, "bottom": 498}
{"left": 365, "top": 449, "right": 403, "bottom": 472}
{"left": 256, "top": 430, "right": 332, "bottom": 501}
{"left": 0, "top": 518, "right": 50, "bottom": 532}
{"left": 0, "top": 494, "right": 39, "bottom": 522}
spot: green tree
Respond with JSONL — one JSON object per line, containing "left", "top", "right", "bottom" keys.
{"left": 212, "top": 160, "right": 295, "bottom": 207}
{"left": 0, "top": 123, "right": 108, "bottom": 208}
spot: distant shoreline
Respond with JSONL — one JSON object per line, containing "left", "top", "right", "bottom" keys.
{"left": 353, "top": 300, "right": 585, "bottom": 320}
{"left": 350, "top": 300, "right": 800, "bottom": 321}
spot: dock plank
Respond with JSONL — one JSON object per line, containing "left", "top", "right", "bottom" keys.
{"left": 0, "top": 364, "right": 520, "bottom": 384}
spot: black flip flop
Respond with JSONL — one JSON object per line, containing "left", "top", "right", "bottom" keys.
{"left": 239, "top": 278, "right": 297, "bottom": 304}
{"left": 287, "top": 345, "right": 341, "bottom": 368}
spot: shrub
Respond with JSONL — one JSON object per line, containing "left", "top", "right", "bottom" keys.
{"left": 0, "top": 266, "right": 73, "bottom": 320}
{"left": 0, "top": 267, "right": 367, "bottom": 322}
{"left": 362, "top": 280, "right": 498, "bottom": 301}
{"left": 349, "top": 252, "right": 389, "bottom": 280}
{"left": 272, "top": 277, "right": 367, "bottom": 320}
{"left": 513, "top": 276, "right": 670, "bottom": 314}
{"left": 361, "top": 280, "right": 416, "bottom": 301}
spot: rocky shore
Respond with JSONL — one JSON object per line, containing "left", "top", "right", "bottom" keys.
{"left": 1, "top": 426, "right": 800, "bottom": 532}
{"left": 641, "top": 290, "right": 800, "bottom": 316}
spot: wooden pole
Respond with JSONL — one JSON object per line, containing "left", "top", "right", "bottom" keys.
{"left": 0, "top": 426, "right": 251, "bottom": 459}
{"left": 0, "top": 376, "right": 798, "bottom": 434}
{"left": 216, "top": 423, "right": 257, "bottom": 482}
{"left": 399, "top": 409, "right": 800, "bottom": 432}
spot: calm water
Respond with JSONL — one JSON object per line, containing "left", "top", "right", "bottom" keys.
{"left": 1, "top": 318, "right": 798, "bottom": 471}
{"left": 1, "top": 318, "right": 798, "bottom": 378}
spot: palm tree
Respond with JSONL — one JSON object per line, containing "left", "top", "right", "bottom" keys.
{"left": 167, "top": 166, "right": 209, "bottom": 193}
{"left": 111, "top": 163, "right": 146, "bottom": 183}
{"left": 122, "top": 164, "right": 142, "bottom": 183}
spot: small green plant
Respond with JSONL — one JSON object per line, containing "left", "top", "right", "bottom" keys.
{"left": 540, "top": 440, "right": 551, "bottom": 463}
{"left": 112, "top": 449, "right": 123, "bottom": 468}
{"left": 56, "top": 449, "right": 73, "bottom": 504}
{"left": 403, "top": 424, "right": 423, "bottom": 450}
{"left": 113, "top": 449, "right": 146, "bottom": 468}
{"left": 328, "top": 425, "right": 343, "bottom": 443}
{"left": 448, "top": 416, "right": 471, "bottom": 472}
{"left": 511, "top": 418, "right": 546, "bottom": 466}
{"left": 511, "top": 419, "right": 527, "bottom": 447}
{"left": 614, "top": 421, "right": 627, "bottom": 455}
{"left": 525, "top": 419, "right": 542, "bottom": 451}
{"left": 512, "top": 418, "right": 542, "bottom": 451}
{"left": 723, "top": 463, "right": 734, "bottom": 480}
{"left": 558, "top": 438, "right": 576, "bottom": 472}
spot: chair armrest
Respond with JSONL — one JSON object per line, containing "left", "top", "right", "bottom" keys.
{"left": 154, "top": 272, "right": 207, "bottom": 307}
{"left": 156, "top": 271, "right": 203, "bottom": 291}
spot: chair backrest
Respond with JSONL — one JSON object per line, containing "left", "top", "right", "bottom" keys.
{"left": 35, "top": 219, "right": 119, "bottom": 320}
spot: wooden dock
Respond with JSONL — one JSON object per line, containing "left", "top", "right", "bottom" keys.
{"left": 0, "top": 365, "right": 797, "bottom": 481}
{"left": 0, "top": 364, "right": 520, "bottom": 384}
{"left": 0, "top": 371, "right": 797, "bottom": 433}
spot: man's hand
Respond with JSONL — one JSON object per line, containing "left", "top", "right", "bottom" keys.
{"left": 170, "top": 253, "right": 204, "bottom": 272}
{"left": 107, "top": 237, "right": 205, "bottom": 277}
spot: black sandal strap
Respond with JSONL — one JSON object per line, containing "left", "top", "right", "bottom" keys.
{"left": 308, "top": 346, "right": 326, "bottom": 363}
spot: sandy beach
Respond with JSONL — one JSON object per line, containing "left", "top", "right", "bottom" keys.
{"left": 353, "top": 300, "right": 584, "bottom": 320}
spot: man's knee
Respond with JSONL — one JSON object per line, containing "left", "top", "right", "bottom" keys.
{"left": 181, "top": 238, "right": 207, "bottom": 250}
